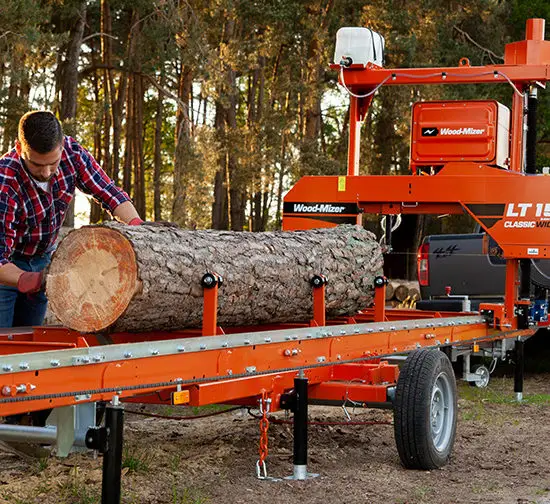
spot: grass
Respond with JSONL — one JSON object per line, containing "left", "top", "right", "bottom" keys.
{"left": 189, "top": 404, "right": 235, "bottom": 416}
{"left": 59, "top": 477, "right": 98, "bottom": 504}
{"left": 458, "top": 376, "right": 550, "bottom": 425}
{"left": 122, "top": 445, "right": 153, "bottom": 473}
{"left": 36, "top": 456, "right": 49, "bottom": 473}
{"left": 459, "top": 378, "right": 550, "bottom": 406}
{"left": 171, "top": 484, "right": 209, "bottom": 504}
{"left": 170, "top": 453, "right": 182, "bottom": 472}
{"left": 8, "top": 465, "right": 100, "bottom": 504}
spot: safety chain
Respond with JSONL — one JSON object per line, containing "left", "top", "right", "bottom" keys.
{"left": 256, "top": 390, "right": 271, "bottom": 479}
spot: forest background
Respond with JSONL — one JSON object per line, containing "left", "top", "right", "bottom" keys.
{"left": 0, "top": 0, "right": 549, "bottom": 278}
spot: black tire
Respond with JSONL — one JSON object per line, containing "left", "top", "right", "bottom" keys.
{"left": 394, "top": 349, "right": 457, "bottom": 470}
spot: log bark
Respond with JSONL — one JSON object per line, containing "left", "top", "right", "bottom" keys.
{"left": 46, "top": 224, "right": 383, "bottom": 333}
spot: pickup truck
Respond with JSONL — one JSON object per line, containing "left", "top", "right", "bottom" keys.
{"left": 415, "top": 232, "right": 550, "bottom": 386}
{"left": 416, "top": 233, "right": 550, "bottom": 312}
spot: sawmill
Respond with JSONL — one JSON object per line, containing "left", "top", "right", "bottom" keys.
{"left": 1, "top": 17, "right": 550, "bottom": 504}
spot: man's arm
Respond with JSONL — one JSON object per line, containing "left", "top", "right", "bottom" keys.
{"left": 71, "top": 139, "right": 135, "bottom": 218}
{"left": 113, "top": 201, "right": 141, "bottom": 224}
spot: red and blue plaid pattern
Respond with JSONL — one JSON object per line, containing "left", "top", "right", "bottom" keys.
{"left": 0, "top": 136, "right": 130, "bottom": 265}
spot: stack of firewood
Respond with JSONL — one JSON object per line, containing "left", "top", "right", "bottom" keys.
{"left": 384, "top": 279, "right": 420, "bottom": 308}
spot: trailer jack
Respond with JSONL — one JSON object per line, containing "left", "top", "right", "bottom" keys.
{"left": 86, "top": 397, "right": 124, "bottom": 504}
{"left": 280, "top": 372, "right": 319, "bottom": 480}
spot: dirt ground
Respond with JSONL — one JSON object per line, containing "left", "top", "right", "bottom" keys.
{"left": 1, "top": 374, "right": 550, "bottom": 504}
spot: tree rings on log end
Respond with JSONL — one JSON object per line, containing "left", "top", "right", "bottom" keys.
{"left": 46, "top": 226, "right": 138, "bottom": 332}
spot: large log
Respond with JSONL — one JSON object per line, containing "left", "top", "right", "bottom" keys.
{"left": 46, "top": 224, "right": 383, "bottom": 333}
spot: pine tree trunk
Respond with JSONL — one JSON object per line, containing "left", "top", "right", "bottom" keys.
{"left": 153, "top": 76, "right": 164, "bottom": 221}
{"left": 46, "top": 225, "right": 383, "bottom": 333}
{"left": 172, "top": 64, "right": 193, "bottom": 225}
{"left": 59, "top": 0, "right": 86, "bottom": 228}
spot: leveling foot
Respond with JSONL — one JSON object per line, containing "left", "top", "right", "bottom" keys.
{"left": 284, "top": 464, "right": 319, "bottom": 481}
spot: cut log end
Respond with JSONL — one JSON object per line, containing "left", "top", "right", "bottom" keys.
{"left": 46, "top": 226, "right": 139, "bottom": 332}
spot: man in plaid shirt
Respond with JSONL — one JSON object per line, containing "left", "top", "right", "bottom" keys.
{"left": 0, "top": 111, "right": 146, "bottom": 328}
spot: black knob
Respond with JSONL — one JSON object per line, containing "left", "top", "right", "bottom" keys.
{"left": 201, "top": 273, "right": 219, "bottom": 288}
{"left": 310, "top": 274, "right": 328, "bottom": 288}
{"left": 374, "top": 275, "right": 388, "bottom": 288}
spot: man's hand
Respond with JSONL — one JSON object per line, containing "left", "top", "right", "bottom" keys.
{"left": 128, "top": 218, "right": 179, "bottom": 228}
{"left": 17, "top": 271, "right": 46, "bottom": 294}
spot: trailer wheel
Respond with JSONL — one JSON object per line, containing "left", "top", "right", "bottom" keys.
{"left": 468, "top": 364, "right": 490, "bottom": 388}
{"left": 394, "top": 349, "right": 457, "bottom": 470}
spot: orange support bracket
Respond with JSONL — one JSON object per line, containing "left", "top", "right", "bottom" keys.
{"left": 201, "top": 272, "right": 223, "bottom": 336}
{"left": 373, "top": 276, "right": 388, "bottom": 322}
{"left": 310, "top": 274, "right": 327, "bottom": 327}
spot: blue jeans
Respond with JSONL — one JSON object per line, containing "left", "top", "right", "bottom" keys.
{"left": 0, "top": 253, "right": 51, "bottom": 328}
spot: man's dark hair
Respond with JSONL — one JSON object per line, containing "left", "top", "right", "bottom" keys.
{"left": 18, "top": 111, "right": 64, "bottom": 154}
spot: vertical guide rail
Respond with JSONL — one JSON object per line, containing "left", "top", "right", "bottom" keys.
{"left": 346, "top": 94, "right": 373, "bottom": 226}
{"left": 509, "top": 86, "right": 526, "bottom": 173}
{"left": 504, "top": 260, "right": 519, "bottom": 327}
{"left": 518, "top": 83, "right": 539, "bottom": 306}
{"left": 347, "top": 96, "right": 361, "bottom": 177}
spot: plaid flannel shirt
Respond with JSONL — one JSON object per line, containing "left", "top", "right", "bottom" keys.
{"left": 0, "top": 136, "right": 130, "bottom": 265}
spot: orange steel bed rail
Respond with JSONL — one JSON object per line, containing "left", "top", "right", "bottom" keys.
{"left": 0, "top": 316, "right": 531, "bottom": 417}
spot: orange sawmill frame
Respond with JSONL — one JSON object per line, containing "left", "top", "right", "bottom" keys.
{"left": 283, "top": 18, "right": 550, "bottom": 331}
{"left": 0, "top": 18, "right": 547, "bottom": 429}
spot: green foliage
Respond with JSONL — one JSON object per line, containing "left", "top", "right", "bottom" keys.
{"left": 0, "top": 0, "right": 547, "bottom": 237}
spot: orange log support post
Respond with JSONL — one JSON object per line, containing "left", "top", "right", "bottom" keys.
{"left": 310, "top": 275, "right": 327, "bottom": 327}
{"left": 201, "top": 272, "right": 223, "bottom": 337}
{"left": 373, "top": 276, "right": 388, "bottom": 322}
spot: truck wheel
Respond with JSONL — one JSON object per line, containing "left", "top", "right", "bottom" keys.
{"left": 394, "top": 349, "right": 457, "bottom": 470}
{"left": 468, "top": 364, "right": 490, "bottom": 388}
